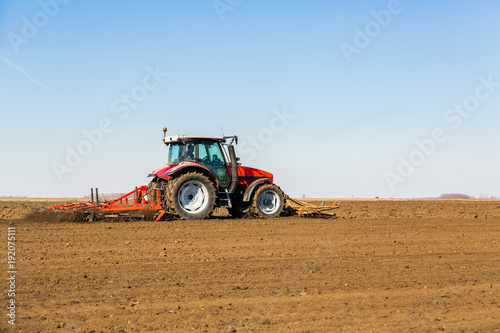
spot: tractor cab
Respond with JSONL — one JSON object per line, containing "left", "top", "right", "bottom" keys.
{"left": 164, "top": 135, "right": 232, "bottom": 187}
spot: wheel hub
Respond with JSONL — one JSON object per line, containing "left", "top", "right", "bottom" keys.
{"left": 259, "top": 190, "right": 280, "bottom": 214}
{"left": 178, "top": 181, "right": 208, "bottom": 213}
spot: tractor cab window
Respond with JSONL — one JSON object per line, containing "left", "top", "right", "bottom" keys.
{"left": 197, "top": 143, "right": 208, "bottom": 162}
{"left": 198, "top": 141, "right": 228, "bottom": 187}
{"left": 168, "top": 144, "right": 184, "bottom": 166}
{"left": 168, "top": 140, "right": 229, "bottom": 187}
{"left": 206, "top": 142, "right": 225, "bottom": 169}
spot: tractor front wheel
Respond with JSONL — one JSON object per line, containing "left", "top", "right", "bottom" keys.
{"left": 251, "top": 184, "right": 284, "bottom": 218}
{"left": 167, "top": 172, "right": 216, "bottom": 220}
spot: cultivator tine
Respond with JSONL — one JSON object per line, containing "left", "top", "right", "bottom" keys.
{"left": 155, "top": 210, "right": 167, "bottom": 221}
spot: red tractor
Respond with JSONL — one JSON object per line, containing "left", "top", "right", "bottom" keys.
{"left": 146, "top": 129, "right": 285, "bottom": 220}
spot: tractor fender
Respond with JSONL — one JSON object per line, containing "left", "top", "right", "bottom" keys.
{"left": 242, "top": 177, "right": 273, "bottom": 202}
{"left": 164, "top": 164, "right": 219, "bottom": 187}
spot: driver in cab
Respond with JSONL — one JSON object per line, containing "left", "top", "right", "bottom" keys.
{"left": 186, "top": 144, "right": 195, "bottom": 161}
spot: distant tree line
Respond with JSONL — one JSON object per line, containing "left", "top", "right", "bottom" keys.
{"left": 439, "top": 193, "right": 471, "bottom": 199}
{"left": 439, "top": 193, "right": 498, "bottom": 199}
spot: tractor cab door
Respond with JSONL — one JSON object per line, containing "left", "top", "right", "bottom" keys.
{"left": 196, "top": 141, "right": 229, "bottom": 188}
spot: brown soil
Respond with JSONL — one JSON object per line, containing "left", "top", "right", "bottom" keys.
{"left": 1, "top": 199, "right": 499, "bottom": 332}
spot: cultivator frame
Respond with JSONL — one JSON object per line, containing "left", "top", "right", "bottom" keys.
{"left": 285, "top": 196, "right": 340, "bottom": 218}
{"left": 45, "top": 186, "right": 166, "bottom": 221}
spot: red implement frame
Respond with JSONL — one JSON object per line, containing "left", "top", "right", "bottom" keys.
{"left": 46, "top": 186, "right": 165, "bottom": 220}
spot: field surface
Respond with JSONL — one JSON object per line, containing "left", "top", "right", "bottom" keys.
{"left": 1, "top": 199, "right": 499, "bottom": 332}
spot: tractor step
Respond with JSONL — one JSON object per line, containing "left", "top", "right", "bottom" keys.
{"left": 217, "top": 189, "right": 232, "bottom": 208}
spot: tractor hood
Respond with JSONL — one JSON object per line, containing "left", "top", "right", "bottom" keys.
{"left": 148, "top": 164, "right": 172, "bottom": 178}
{"left": 236, "top": 166, "right": 273, "bottom": 180}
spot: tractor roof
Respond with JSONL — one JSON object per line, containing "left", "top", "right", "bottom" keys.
{"left": 163, "top": 135, "right": 225, "bottom": 144}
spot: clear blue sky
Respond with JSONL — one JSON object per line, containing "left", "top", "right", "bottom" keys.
{"left": 1, "top": 0, "right": 499, "bottom": 198}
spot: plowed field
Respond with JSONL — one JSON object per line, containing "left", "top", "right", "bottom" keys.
{"left": 1, "top": 199, "right": 499, "bottom": 332}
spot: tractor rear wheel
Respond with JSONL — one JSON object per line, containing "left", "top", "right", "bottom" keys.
{"left": 162, "top": 181, "right": 176, "bottom": 214}
{"left": 250, "top": 183, "right": 284, "bottom": 218}
{"left": 167, "top": 172, "right": 216, "bottom": 220}
{"left": 146, "top": 179, "right": 160, "bottom": 205}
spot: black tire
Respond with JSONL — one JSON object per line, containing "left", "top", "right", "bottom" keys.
{"left": 250, "top": 183, "right": 284, "bottom": 218}
{"left": 146, "top": 179, "right": 160, "bottom": 204}
{"left": 167, "top": 172, "right": 216, "bottom": 220}
{"left": 227, "top": 202, "right": 250, "bottom": 218}
{"left": 162, "top": 181, "right": 176, "bottom": 214}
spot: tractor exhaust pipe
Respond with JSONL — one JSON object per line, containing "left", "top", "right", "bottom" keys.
{"left": 227, "top": 144, "right": 238, "bottom": 194}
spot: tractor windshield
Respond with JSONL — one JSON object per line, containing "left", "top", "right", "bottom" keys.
{"left": 168, "top": 144, "right": 184, "bottom": 166}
